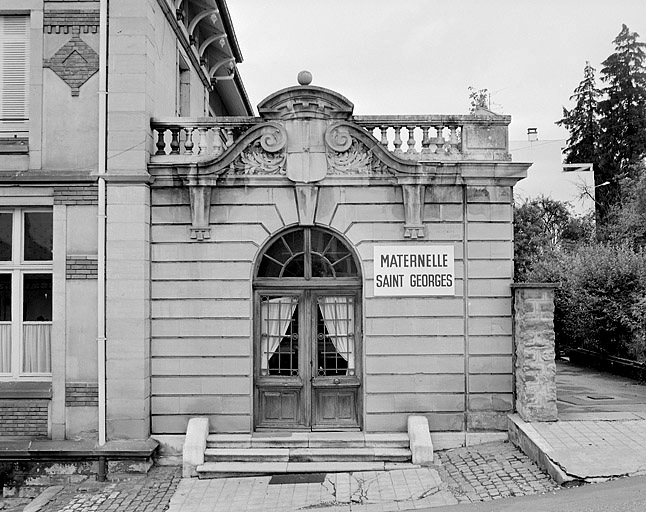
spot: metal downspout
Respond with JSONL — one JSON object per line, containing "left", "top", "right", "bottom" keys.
{"left": 97, "top": 0, "right": 108, "bottom": 448}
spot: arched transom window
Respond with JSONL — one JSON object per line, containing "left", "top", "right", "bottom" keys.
{"left": 256, "top": 228, "right": 359, "bottom": 280}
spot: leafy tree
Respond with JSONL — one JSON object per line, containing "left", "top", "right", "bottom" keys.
{"left": 527, "top": 242, "right": 646, "bottom": 362}
{"left": 556, "top": 61, "right": 601, "bottom": 166}
{"left": 513, "top": 196, "right": 592, "bottom": 281}
{"left": 597, "top": 162, "right": 646, "bottom": 247}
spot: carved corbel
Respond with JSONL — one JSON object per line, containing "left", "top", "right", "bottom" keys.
{"left": 188, "top": 185, "right": 213, "bottom": 241}
{"left": 177, "top": 164, "right": 216, "bottom": 241}
{"left": 295, "top": 184, "right": 319, "bottom": 226}
{"left": 399, "top": 181, "right": 427, "bottom": 239}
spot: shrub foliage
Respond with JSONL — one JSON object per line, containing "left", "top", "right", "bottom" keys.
{"left": 526, "top": 244, "right": 646, "bottom": 362}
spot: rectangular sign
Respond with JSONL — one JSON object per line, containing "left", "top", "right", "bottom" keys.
{"left": 374, "top": 245, "right": 455, "bottom": 296}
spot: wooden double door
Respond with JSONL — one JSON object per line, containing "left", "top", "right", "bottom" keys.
{"left": 254, "top": 289, "right": 362, "bottom": 430}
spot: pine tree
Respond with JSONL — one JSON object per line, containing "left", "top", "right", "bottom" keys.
{"left": 557, "top": 61, "right": 601, "bottom": 166}
{"left": 597, "top": 24, "right": 646, "bottom": 215}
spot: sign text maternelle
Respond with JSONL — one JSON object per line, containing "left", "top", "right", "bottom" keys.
{"left": 374, "top": 245, "right": 455, "bottom": 296}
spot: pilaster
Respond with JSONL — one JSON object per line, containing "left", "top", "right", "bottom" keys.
{"left": 105, "top": 181, "right": 151, "bottom": 439}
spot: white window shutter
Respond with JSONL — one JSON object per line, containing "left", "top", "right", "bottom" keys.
{"left": 0, "top": 16, "right": 30, "bottom": 126}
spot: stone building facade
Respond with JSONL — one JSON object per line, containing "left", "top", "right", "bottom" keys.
{"left": 0, "top": 0, "right": 251, "bottom": 445}
{"left": 148, "top": 83, "right": 530, "bottom": 443}
{"left": 1, "top": 0, "right": 532, "bottom": 456}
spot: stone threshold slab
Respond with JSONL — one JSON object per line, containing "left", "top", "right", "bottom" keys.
{"left": 196, "top": 460, "right": 422, "bottom": 478}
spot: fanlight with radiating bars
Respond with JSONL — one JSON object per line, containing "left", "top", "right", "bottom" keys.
{"left": 256, "top": 228, "right": 359, "bottom": 279}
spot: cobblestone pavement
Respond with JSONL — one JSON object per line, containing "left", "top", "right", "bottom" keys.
{"left": 35, "top": 466, "right": 181, "bottom": 512}
{"left": 436, "top": 441, "right": 561, "bottom": 504}
{"left": 14, "top": 442, "right": 560, "bottom": 511}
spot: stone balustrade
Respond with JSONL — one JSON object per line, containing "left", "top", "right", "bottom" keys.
{"left": 355, "top": 116, "right": 463, "bottom": 158}
{"left": 150, "top": 111, "right": 511, "bottom": 163}
{"left": 152, "top": 117, "right": 259, "bottom": 158}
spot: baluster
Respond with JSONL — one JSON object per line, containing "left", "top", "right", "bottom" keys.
{"left": 434, "top": 125, "right": 445, "bottom": 145}
{"left": 379, "top": 126, "right": 389, "bottom": 147}
{"left": 421, "top": 126, "right": 431, "bottom": 154}
{"left": 449, "top": 126, "right": 459, "bottom": 145}
{"left": 198, "top": 127, "right": 208, "bottom": 155}
{"left": 406, "top": 125, "right": 417, "bottom": 153}
{"left": 213, "top": 129, "right": 224, "bottom": 157}
{"left": 155, "top": 128, "right": 166, "bottom": 155}
{"left": 450, "top": 126, "right": 460, "bottom": 153}
{"left": 169, "top": 127, "right": 181, "bottom": 155}
{"left": 393, "top": 126, "right": 403, "bottom": 154}
{"left": 183, "top": 127, "right": 195, "bottom": 154}
{"left": 225, "top": 128, "right": 234, "bottom": 148}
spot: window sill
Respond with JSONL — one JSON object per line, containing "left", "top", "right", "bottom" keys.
{"left": 0, "top": 381, "right": 52, "bottom": 399}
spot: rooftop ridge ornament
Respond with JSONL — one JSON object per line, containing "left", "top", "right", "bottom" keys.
{"left": 297, "top": 70, "right": 313, "bottom": 86}
{"left": 258, "top": 72, "right": 354, "bottom": 121}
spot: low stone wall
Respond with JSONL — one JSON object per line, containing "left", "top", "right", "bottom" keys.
{"left": 512, "top": 284, "right": 558, "bottom": 422}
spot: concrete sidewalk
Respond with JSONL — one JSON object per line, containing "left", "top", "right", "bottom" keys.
{"left": 509, "top": 360, "right": 646, "bottom": 484}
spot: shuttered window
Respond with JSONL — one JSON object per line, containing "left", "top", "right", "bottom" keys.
{"left": 0, "top": 16, "right": 30, "bottom": 132}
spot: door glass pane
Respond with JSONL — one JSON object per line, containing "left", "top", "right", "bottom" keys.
{"left": 22, "top": 273, "right": 52, "bottom": 373}
{"left": 316, "top": 296, "right": 355, "bottom": 376}
{"left": 24, "top": 212, "right": 53, "bottom": 261}
{"left": 260, "top": 295, "right": 299, "bottom": 376}
{"left": 0, "top": 274, "right": 11, "bottom": 373}
{"left": 0, "top": 213, "right": 11, "bottom": 261}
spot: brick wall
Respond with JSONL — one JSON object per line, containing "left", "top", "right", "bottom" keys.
{"left": 66, "top": 256, "right": 98, "bottom": 280}
{"left": 43, "top": 8, "right": 100, "bottom": 96}
{"left": 66, "top": 383, "right": 99, "bottom": 407}
{"left": 53, "top": 185, "right": 98, "bottom": 205}
{"left": 43, "top": 10, "right": 100, "bottom": 34}
{"left": 0, "top": 400, "right": 49, "bottom": 437}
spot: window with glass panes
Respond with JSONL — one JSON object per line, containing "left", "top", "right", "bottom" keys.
{"left": 0, "top": 209, "right": 53, "bottom": 378}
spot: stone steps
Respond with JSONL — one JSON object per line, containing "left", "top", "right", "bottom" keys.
{"left": 206, "top": 432, "right": 410, "bottom": 449}
{"left": 197, "top": 432, "right": 413, "bottom": 478}
{"left": 204, "top": 447, "right": 412, "bottom": 463}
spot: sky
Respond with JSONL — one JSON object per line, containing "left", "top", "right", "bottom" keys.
{"left": 227, "top": 0, "right": 646, "bottom": 142}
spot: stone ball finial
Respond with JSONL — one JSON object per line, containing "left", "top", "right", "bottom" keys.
{"left": 297, "top": 70, "right": 312, "bottom": 86}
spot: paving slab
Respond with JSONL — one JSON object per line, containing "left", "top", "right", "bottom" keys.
{"left": 510, "top": 413, "right": 646, "bottom": 483}
{"left": 510, "top": 360, "right": 646, "bottom": 484}
{"left": 166, "top": 467, "right": 458, "bottom": 512}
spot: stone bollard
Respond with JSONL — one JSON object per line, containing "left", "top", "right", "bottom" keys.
{"left": 408, "top": 416, "right": 434, "bottom": 464}
{"left": 183, "top": 417, "right": 209, "bottom": 478}
{"left": 511, "top": 283, "right": 559, "bottom": 422}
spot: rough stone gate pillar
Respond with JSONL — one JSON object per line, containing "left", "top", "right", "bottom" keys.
{"left": 512, "top": 283, "right": 559, "bottom": 422}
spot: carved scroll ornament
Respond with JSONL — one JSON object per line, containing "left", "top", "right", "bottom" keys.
{"left": 231, "top": 123, "right": 287, "bottom": 175}
{"left": 325, "top": 123, "right": 390, "bottom": 176}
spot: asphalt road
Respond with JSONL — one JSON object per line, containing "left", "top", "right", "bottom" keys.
{"left": 425, "top": 475, "right": 646, "bottom": 512}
